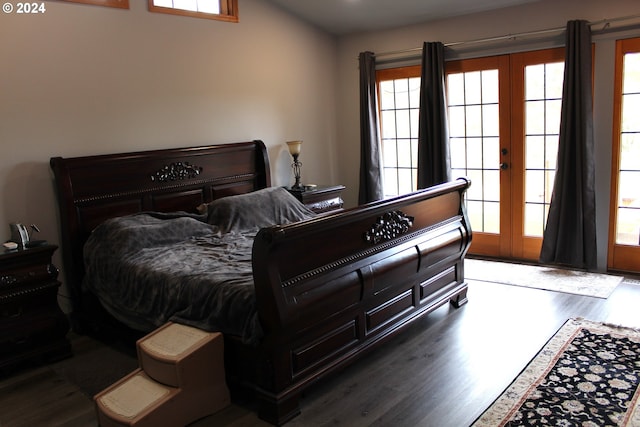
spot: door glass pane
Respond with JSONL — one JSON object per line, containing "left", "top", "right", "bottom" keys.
{"left": 447, "top": 69, "right": 501, "bottom": 234}
{"left": 616, "top": 52, "right": 640, "bottom": 245}
{"left": 523, "top": 61, "right": 564, "bottom": 237}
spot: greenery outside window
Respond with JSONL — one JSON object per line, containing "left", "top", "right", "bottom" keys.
{"left": 148, "top": 0, "right": 238, "bottom": 22}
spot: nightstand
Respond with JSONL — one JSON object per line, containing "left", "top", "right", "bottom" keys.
{"left": 0, "top": 244, "right": 71, "bottom": 372}
{"left": 287, "top": 185, "right": 345, "bottom": 214}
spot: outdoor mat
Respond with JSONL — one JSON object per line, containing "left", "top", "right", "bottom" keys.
{"left": 465, "top": 259, "right": 624, "bottom": 298}
{"left": 472, "top": 318, "right": 640, "bottom": 426}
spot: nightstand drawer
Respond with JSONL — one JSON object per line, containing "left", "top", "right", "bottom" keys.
{"left": 0, "top": 263, "right": 58, "bottom": 290}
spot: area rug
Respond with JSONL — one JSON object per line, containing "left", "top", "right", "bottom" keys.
{"left": 465, "top": 259, "right": 624, "bottom": 298}
{"left": 473, "top": 318, "right": 640, "bottom": 426}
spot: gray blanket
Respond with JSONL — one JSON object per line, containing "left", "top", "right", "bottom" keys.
{"left": 82, "top": 187, "right": 315, "bottom": 346}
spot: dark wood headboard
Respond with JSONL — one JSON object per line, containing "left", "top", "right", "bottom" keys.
{"left": 50, "top": 140, "right": 270, "bottom": 315}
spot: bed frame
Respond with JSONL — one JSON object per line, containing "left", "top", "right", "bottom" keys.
{"left": 50, "top": 140, "right": 472, "bottom": 425}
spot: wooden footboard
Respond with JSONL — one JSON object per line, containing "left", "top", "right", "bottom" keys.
{"left": 243, "top": 178, "right": 472, "bottom": 424}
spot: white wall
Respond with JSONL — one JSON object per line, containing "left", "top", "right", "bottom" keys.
{"left": 0, "top": 0, "right": 338, "bottom": 308}
{"left": 334, "top": 0, "right": 640, "bottom": 270}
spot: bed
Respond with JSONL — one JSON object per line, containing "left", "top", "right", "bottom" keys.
{"left": 50, "top": 140, "right": 472, "bottom": 425}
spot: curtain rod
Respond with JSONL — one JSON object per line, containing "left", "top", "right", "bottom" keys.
{"left": 372, "top": 13, "right": 640, "bottom": 59}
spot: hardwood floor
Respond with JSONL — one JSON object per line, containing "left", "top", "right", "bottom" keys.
{"left": 2, "top": 276, "right": 639, "bottom": 427}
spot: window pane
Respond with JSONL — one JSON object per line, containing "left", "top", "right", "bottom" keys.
{"left": 394, "top": 79, "right": 410, "bottom": 109}
{"left": 482, "top": 70, "right": 499, "bottom": 104}
{"left": 408, "top": 77, "right": 421, "bottom": 109}
{"left": 484, "top": 201, "right": 500, "bottom": 234}
{"left": 525, "top": 100, "right": 545, "bottom": 134}
{"left": 397, "top": 168, "right": 414, "bottom": 195}
{"left": 382, "top": 139, "right": 397, "bottom": 166}
{"left": 526, "top": 135, "right": 545, "bottom": 169}
{"left": 618, "top": 171, "right": 640, "bottom": 206}
{"left": 411, "top": 138, "right": 418, "bottom": 168}
{"left": 410, "top": 109, "right": 419, "bottom": 138}
{"left": 174, "top": 0, "right": 197, "bottom": 11}
{"left": 484, "top": 170, "right": 500, "bottom": 202}
{"left": 545, "top": 135, "right": 558, "bottom": 170}
{"left": 483, "top": 137, "right": 500, "bottom": 169}
{"left": 525, "top": 203, "right": 545, "bottom": 237}
{"left": 448, "top": 73, "right": 465, "bottom": 105}
{"left": 379, "top": 81, "right": 396, "bottom": 110}
{"left": 395, "top": 109, "right": 411, "bottom": 138}
{"left": 546, "top": 62, "right": 565, "bottom": 99}
{"left": 544, "top": 171, "right": 555, "bottom": 204}
{"left": 381, "top": 111, "right": 397, "bottom": 139}
{"left": 526, "top": 170, "right": 545, "bottom": 204}
{"left": 482, "top": 104, "right": 499, "bottom": 137}
{"left": 150, "top": 0, "right": 233, "bottom": 23}
{"left": 466, "top": 200, "right": 483, "bottom": 232}
{"left": 397, "top": 139, "right": 412, "bottom": 167}
{"left": 616, "top": 207, "right": 640, "bottom": 245}
{"left": 384, "top": 168, "right": 399, "bottom": 197}
{"left": 526, "top": 64, "right": 545, "bottom": 100}
{"left": 545, "top": 99, "right": 562, "bottom": 134}
{"left": 465, "top": 105, "right": 482, "bottom": 137}
{"left": 448, "top": 106, "right": 466, "bottom": 137}
{"left": 620, "top": 133, "right": 640, "bottom": 171}
{"left": 467, "top": 138, "right": 483, "bottom": 169}
{"left": 623, "top": 53, "right": 640, "bottom": 93}
{"left": 197, "top": 0, "right": 219, "bottom": 14}
{"left": 450, "top": 138, "right": 466, "bottom": 169}
{"left": 464, "top": 71, "right": 482, "bottom": 104}
{"left": 622, "top": 94, "right": 640, "bottom": 133}
{"left": 467, "top": 169, "right": 484, "bottom": 201}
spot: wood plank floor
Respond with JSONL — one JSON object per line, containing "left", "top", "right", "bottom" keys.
{"left": 2, "top": 275, "right": 639, "bottom": 427}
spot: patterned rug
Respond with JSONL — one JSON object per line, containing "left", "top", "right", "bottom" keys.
{"left": 473, "top": 318, "right": 640, "bottom": 426}
{"left": 465, "top": 259, "right": 624, "bottom": 298}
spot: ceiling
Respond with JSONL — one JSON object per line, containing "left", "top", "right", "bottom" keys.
{"left": 266, "top": 0, "right": 539, "bottom": 35}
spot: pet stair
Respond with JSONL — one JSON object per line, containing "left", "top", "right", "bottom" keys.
{"left": 94, "top": 322, "right": 230, "bottom": 427}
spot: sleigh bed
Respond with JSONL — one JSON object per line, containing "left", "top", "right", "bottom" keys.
{"left": 50, "top": 140, "right": 472, "bottom": 425}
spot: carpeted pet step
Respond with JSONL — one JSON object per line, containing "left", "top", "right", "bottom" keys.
{"left": 95, "top": 369, "right": 184, "bottom": 427}
{"left": 94, "top": 322, "right": 230, "bottom": 426}
{"left": 137, "top": 322, "right": 228, "bottom": 393}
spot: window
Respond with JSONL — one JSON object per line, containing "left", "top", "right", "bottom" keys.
{"left": 59, "top": 0, "right": 129, "bottom": 8}
{"left": 376, "top": 66, "right": 420, "bottom": 197}
{"left": 148, "top": 0, "right": 238, "bottom": 22}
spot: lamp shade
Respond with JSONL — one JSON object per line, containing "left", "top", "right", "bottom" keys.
{"left": 286, "top": 140, "right": 302, "bottom": 156}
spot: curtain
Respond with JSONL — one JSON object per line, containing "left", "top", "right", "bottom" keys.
{"left": 539, "top": 20, "right": 597, "bottom": 270}
{"left": 358, "top": 51, "right": 384, "bottom": 204}
{"left": 417, "top": 41, "right": 451, "bottom": 188}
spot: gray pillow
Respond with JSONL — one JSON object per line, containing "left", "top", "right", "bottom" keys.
{"left": 201, "top": 187, "right": 316, "bottom": 233}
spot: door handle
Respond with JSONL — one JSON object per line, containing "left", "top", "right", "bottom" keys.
{"left": 500, "top": 162, "right": 509, "bottom": 170}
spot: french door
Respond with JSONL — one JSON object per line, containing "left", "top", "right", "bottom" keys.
{"left": 447, "top": 48, "right": 565, "bottom": 260}
{"left": 608, "top": 37, "right": 640, "bottom": 273}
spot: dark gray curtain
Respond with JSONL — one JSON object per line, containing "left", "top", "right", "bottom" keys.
{"left": 539, "top": 20, "right": 597, "bottom": 270}
{"left": 417, "top": 41, "right": 451, "bottom": 188}
{"left": 358, "top": 51, "right": 384, "bottom": 204}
